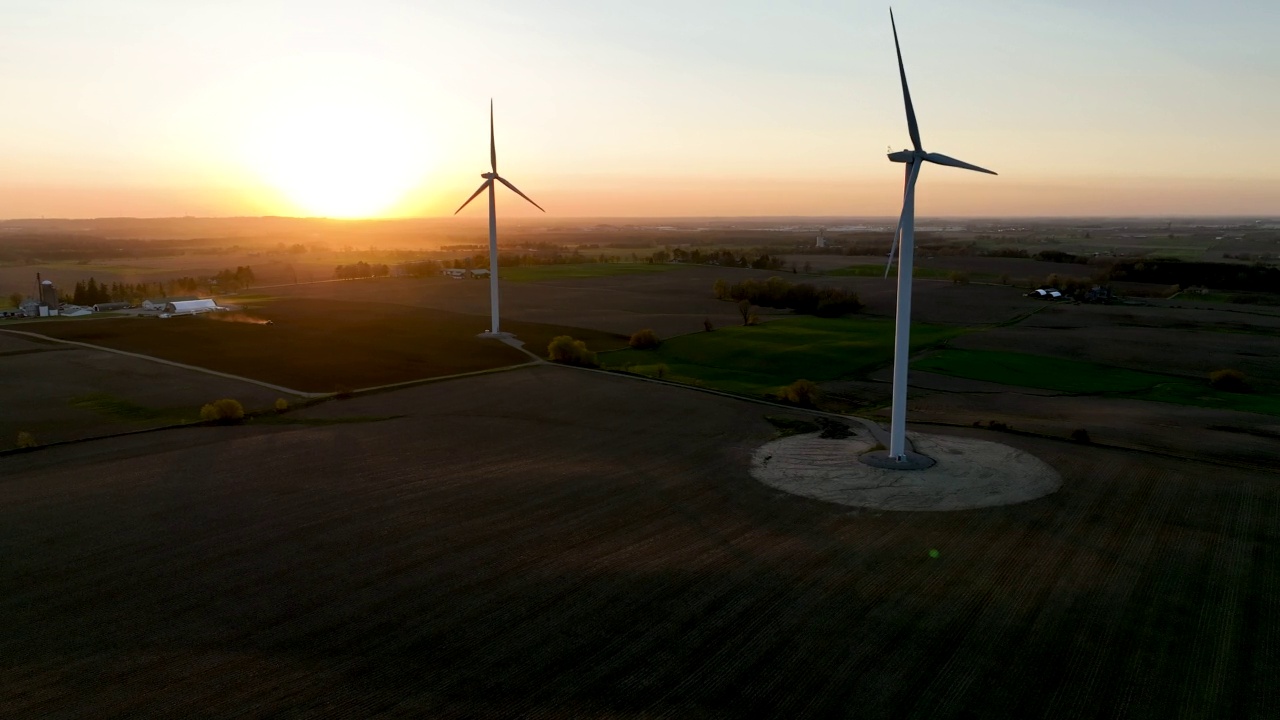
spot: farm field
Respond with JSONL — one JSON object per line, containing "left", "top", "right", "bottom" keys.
{"left": 949, "top": 304, "right": 1280, "bottom": 387}
{"left": 0, "top": 331, "right": 288, "bottom": 448}
{"left": 499, "top": 262, "right": 683, "bottom": 282}
{"left": 914, "top": 348, "right": 1280, "bottom": 416}
{"left": 603, "top": 315, "right": 965, "bottom": 396}
{"left": 826, "top": 263, "right": 957, "bottom": 280}
{"left": 899, "top": 386, "right": 1280, "bottom": 469}
{"left": 268, "top": 268, "right": 1042, "bottom": 336}
{"left": 2, "top": 365, "right": 1278, "bottom": 718}
{"left": 16, "top": 299, "right": 626, "bottom": 393}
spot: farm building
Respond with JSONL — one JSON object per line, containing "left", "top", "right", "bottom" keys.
{"left": 471, "top": 269, "right": 490, "bottom": 279}
{"left": 18, "top": 298, "right": 43, "bottom": 317}
{"left": 93, "top": 302, "right": 129, "bottom": 312}
{"left": 143, "top": 296, "right": 197, "bottom": 311}
{"left": 443, "top": 269, "right": 467, "bottom": 279}
{"left": 163, "top": 299, "right": 220, "bottom": 316}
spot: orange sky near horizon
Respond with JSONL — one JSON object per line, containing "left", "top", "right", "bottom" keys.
{"left": 1, "top": 1, "right": 1277, "bottom": 220}
{"left": 3, "top": 176, "right": 1277, "bottom": 220}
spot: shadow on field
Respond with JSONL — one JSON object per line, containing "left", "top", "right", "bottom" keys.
{"left": 2, "top": 367, "right": 1276, "bottom": 719}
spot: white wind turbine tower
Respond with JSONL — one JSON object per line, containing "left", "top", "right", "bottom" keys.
{"left": 455, "top": 100, "right": 545, "bottom": 336}
{"left": 882, "top": 8, "right": 996, "bottom": 464}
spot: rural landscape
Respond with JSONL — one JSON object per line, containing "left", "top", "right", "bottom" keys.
{"left": 4, "top": 1, "right": 1280, "bottom": 718}
{"left": 3, "top": 214, "right": 1279, "bottom": 717}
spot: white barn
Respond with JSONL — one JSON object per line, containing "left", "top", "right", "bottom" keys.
{"left": 163, "top": 299, "right": 220, "bottom": 315}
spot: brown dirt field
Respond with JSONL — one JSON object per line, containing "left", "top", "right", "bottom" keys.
{"left": 2, "top": 365, "right": 1278, "bottom": 718}
{"left": 266, "top": 269, "right": 1040, "bottom": 336}
{"left": 0, "top": 332, "right": 286, "bottom": 448}
{"left": 899, "top": 388, "right": 1280, "bottom": 470}
{"left": 16, "top": 300, "right": 626, "bottom": 393}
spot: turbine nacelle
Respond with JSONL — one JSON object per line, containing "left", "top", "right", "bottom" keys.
{"left": 481, "top": 172, "right": 497, "bottom": 179}
{"left": 887, "top": 149, "right": 996, "bottom": 175}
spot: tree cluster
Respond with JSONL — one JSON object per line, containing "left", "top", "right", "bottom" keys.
{"left": 212, "top": 266, "right": 255, "bottom": 291}
{"left": 334, "top": 261, "right": 391, "bottom": 279}
{"left": 714, "top": 277, "right": 862, "bottom": 318}
{"left": 1109, "top": 259, "right": 1280, "bottom": 293}
{"left": 659, "top": 248, "right": 785, "bottom": 270}
{"left": 71, "top": 278, "right": 169, "bottom": 305}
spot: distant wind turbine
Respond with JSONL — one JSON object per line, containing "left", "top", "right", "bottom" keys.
{"left": 883, "top": 8, "right": 996, "bottom": 463}
{"left": 455, "top": 100, "right": 545, "bottom": 335}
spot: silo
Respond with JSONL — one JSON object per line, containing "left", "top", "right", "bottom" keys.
{"left": 40, "top": 280, "right": 58, "bottom": 307}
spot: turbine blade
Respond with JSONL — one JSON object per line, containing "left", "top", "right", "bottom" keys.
{"left": 453, "top": 180, "right": 492, "bottom": 215}
{"left": 923, "top": 152, "right": 997, "bottom": 175}
{"left": 884, "top": 163, "right": 911, "bottom": 277}
{"left": 490, "top": 99, "right": 497, "bottom": 174}
{"left": 891, "top": 9, "right": 922, "bottom": 152}
{"left": 496, "top": 176, "right": 545, "bottom": 212}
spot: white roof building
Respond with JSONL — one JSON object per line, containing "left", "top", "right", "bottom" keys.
{"left": 164, "top": 299, "right": 220, "bottom": 315}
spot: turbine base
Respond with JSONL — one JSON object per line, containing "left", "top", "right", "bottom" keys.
{"left": 858, "top": 449, "right": 937, "bottom": 471}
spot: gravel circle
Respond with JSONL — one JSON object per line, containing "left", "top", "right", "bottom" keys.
{"left": 751, "top": 431, "right": 1062, "bottom": 511}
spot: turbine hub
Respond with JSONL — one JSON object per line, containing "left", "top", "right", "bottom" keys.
{"left": 481, "top": 172, "right": 496, "bottom": 179}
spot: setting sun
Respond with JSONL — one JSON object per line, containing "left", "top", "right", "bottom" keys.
{"left": 244, "top": 102, "right": 430, "bottom": 218}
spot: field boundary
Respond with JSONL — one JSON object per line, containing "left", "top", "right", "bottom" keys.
{"left": 551, "top": 362, "right": 901, "bottom": 451}
{"left": 910, "top": 418, "right": 1280, "bottom": 474}
{"left": 0, "top": 328, "right": 326, "bottom": 398}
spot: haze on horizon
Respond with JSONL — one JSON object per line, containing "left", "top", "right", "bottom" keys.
{"left": 1, "top": 0, "right": 1277, "bottom": 220}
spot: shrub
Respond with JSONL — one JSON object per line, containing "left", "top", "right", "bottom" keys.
{"left": 703, "top": 318, "right": 714, "bottom": 332}
{"left": 548, "top": 335, "right": 599, "bottom": 368}
{"left": 948, "top": 271, "right": 971, "bottom": 285}
{"left": 816, "top": 417, "right": 853, "bottom": 439}
{"left": 1209, "top": 369, "right": 1250, "bottom": 393}
{"left": 334, "top": 384, "right": 354, "bottom": 399}
{"left": 199, "top": 398, "right": 245, "bottom": 423}
{"left": 781, "top": 379, "right": 821, "bottom": 407}
{"left": 629, "top": 328, "right": 661, "bottom": 350}
{"left": 16, "top": 431, "right": 37, "bottom": 449}
{"left": 987, "top": 420, "right": 1011, "bottom": 432}
{"left": 1070, "top": 428, "right": 1091, "bottom": 444}
{"left": 274, "top": 398, "right": 290, "bottom": 413}
{"left": 738, "top": 299, "right": 753, "bottom": 326}
{"left": 654, "top": 364, "right": 669, "bottom": 380}
{"left": 712, "top": 279, "right": 730, "bottom": 300}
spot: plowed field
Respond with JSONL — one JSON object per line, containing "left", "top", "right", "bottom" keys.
{"left": 3, "top": 365, "right": 1277, "bottom": 718}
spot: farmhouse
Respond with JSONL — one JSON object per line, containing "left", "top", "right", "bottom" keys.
{"left": 443, "top": 268, "right": 467, "bottom": 279}
{"left": 162, "top": 299, "right": 220, "bottom": 316}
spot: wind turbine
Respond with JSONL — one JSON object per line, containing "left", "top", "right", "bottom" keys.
{"left": 455, "top": 100, "right": 545, "bottom": 336}
{"left": 883, "top": 8, "right": 996, "bottom": 463}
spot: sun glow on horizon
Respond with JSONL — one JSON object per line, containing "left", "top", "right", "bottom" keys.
{"left": 243, "top": 102, "right": 432, "bottom": 218}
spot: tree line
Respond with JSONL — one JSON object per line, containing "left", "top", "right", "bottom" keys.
{"left": 714, "top": 277, "right": 862, "bottom": 318}
{"left": 334, "top": 261, "right": 391, "bottom": 279}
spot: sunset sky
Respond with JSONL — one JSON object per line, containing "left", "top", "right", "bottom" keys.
{"left": 1, "top": 0, "right": 1276, "bottom": 219}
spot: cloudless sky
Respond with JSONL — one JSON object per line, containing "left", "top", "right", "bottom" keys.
{"left": 0, "top": 0, "right": 1277, "bottom": 218}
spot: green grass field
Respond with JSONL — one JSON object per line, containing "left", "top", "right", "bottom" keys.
{"left": 602, "top": 315, "right": 965, "bottom": 396}
{"left": 500, "top": 263, "right": 682, "bottom": 282}
{"left": 916, "top": 348, "right": 1280, "bottom": 416}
